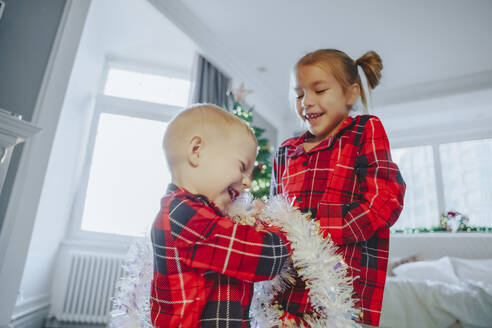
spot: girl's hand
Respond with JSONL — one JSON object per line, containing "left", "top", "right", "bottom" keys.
{"left": 254, "top": 218, "right": 265, "bottom": 232}
{"left": 250, "top": 199, "right": 266, "bottom": 216}
{"left": 251, "top": 199, "right": 266, "bottom": 231}
{"left": 253, "top": 198, "right": 266, "bottom": 210}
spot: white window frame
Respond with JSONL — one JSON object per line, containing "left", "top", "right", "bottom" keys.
{"left": 103, "top": 56, "right": 192, "bottom": 88}
{"left": 390, "top": 124, "right": 492, "bottom": 231}
{"left": 67, "top": 61, "right": 187, "bottom": 243}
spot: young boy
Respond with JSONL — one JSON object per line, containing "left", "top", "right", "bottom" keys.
{"left": 150, "top": 104, "right": 291, "bottom": 327}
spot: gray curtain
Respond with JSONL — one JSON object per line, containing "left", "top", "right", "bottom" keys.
{"left": 190, "top": 54, "right": 231, "bottom": 108}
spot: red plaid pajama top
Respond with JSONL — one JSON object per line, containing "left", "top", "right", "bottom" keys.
{"left": 150, "top": 184, "right": 291, "bottom": 327}
{"left": 271, "top": 115, "right": 405, "bottom": 326}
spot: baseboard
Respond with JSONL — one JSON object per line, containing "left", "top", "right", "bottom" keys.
{"left": 11, "top": 306, "right": 49, "bottom": 328}
{"left": 12, "top": 294, "right": 50, "bottom": 321}
{"left": 8, "top": 294, "right": 50, "bottom": 328}
{"left": 44, "top": 318, "right": 105, "bottom": 328}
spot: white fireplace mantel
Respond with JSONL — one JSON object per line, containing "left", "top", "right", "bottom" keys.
{"left": 0, "top": 109, "right": 41, "bottom": 192}
{"left": 0, "top": 110, "right": 41, "bottom": 145}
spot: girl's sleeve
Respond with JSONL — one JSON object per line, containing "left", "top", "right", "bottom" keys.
{"left": 318, "top": 117, "right": 406, "bottom": 245}
{"left": 270, "top": 147, "right": 283, "bottom": 196}
{"left": 167, "top": 198, "right": 291, "bottom": 282}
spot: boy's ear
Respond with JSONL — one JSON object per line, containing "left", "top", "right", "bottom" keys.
{"left": 346, "top": 83, "right": 360, "bottom": 107}
{"left": 188, "top": 136, "right": 202, "bottom": 167}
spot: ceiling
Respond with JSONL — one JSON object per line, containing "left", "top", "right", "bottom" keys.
{"left": 78, "top": 0, "right": 492, "bottom": 137}
{"left": 81, "top": 0, "right": 196, "bottom": 82}
{"left": 149, "top": 0, "right": 492, "bottom": 127}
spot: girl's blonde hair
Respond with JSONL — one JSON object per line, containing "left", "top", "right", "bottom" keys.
{"left": 295, "top": 49, "right": 383, "bottom": 109}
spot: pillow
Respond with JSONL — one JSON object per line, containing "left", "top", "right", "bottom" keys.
{"left": 392, "top": 256, "right": 460, "bottom": 284}
{"left": 387, "top": 254, "right": 422, "bottom": 276}
{"left": 450, "top": 257, "right": 492, "bottom": 284}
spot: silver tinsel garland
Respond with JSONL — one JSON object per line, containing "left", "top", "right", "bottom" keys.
{"left": 228, "top": 195, "right": 359, "bottom": 328}
{"left": 110, "top": 237, "right": 153, "bottom": 328}
{"left": 110, "top": 195, "right": 358, "bottom": 327}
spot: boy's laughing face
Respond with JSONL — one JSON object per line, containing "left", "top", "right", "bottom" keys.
{"left": 195, "top": 131, "right": 257, "bottom": 212}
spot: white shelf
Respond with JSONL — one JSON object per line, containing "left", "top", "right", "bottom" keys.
{"left": 0, "top": 109, "right": 41, "bottom": 194}
{"left": 0, "top": 110, "right": 41, "bottom": 148}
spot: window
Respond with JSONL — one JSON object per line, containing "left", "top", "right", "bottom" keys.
{"left": 440, "top": 139, "right": 492, "bottom": 226}
{"left": 81, "top": 113, "right": 170, "bottom": 237}
{"left": 104, "top": 68, "right": 190, "bottom": 107}
{"left": 390, "top": 137, "right": 492, "bottom": 231}
{"left": 77, "top": 66, "right": 188, "bottom": 238}
{"left": 391, "top": 146, "right": 439, "bottom": 229}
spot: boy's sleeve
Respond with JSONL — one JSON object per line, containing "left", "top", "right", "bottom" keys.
{"left": 168, "top": 197, "right": 291, "bottom": 282}
{"left": 317, "top": 117, "right": 406, "bottom": 245}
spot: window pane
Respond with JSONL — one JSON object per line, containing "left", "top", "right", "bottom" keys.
{"left": 440, "top": 139, "right": 492, "bottom": 227}
{"left": 81, "top": 113, "right": 170, "bottom": 236}
{"left": 391, "top": 146, "right": 439, "bottom": 229}
{"left": 104, "top": 68, "right": 190, "bottom": 107}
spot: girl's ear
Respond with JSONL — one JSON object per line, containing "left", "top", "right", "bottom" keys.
{"left": 188, "top": 136, "right": 202, "bottom": 167}
{"left": 346, "top": 83, "right": 361, "bottom": 107}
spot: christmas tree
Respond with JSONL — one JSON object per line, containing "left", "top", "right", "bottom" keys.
{"left": 227, "top": 85, "right": 272, "bottom": 200}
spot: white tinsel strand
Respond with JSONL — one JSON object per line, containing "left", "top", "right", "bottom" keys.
{"left": 229, "top": 195, "right": 359, "bottom": 328}
{"left": 261, "top": 197, "right": 358, "bottom": 327}
{"left": 109, "top": 237, "right": 154, "bottom": 328}
{"left": 249, "top": 259, "right": 295, "bottom": 328}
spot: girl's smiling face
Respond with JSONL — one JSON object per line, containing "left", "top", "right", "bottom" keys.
{"left": 295, "top": 64, "right": 359, "bottom": 143}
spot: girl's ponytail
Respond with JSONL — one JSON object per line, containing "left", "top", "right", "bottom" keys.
{"left": 355, "top": 51, "right": 383, "bottom": 110}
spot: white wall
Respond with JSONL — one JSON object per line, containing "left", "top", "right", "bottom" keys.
{"left": 390, "top": 233, "right": 492, "bottom": 260}
{"left": 376, "top": 88, "right": 492, "bottom": 148}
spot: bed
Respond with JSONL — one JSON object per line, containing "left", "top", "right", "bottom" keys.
{"left": 379, "top": 256, "right": 492, "bottom": 328}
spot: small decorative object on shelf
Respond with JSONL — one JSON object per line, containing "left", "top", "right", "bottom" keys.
{"left": 391, "top": 210, "right": 491, "bottom": 233}
{"left": 440, "top": 210, "right": 470, "bottom": 232}
{"left": 391, "top": 226, "right": 491, "bottom": 234}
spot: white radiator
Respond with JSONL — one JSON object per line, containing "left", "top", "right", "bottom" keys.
{"left": 50, "top": 248, "right": 125, "bottom": 324}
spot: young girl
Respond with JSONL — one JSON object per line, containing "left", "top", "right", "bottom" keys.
{"left": 271, "top": 49, "right": 406, "bottom": 327}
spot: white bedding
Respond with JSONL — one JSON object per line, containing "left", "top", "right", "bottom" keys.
{"left": 380, "top": 257, "right": 492, "bottom": 328}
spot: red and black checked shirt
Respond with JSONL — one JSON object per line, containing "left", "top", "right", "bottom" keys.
{"left": 150, "top": 184, "right": 291, "bottom": 328}
{"left": 271, "top": 115, "right": 405, "bottom": 326}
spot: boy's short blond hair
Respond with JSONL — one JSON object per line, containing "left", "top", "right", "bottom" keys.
{"left": 163, "top": 104, "right": 257, "bottom": 170}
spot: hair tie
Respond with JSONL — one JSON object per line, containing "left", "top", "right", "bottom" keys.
{"left": 357, "top": 64, "right": 372, "bottom": 114}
